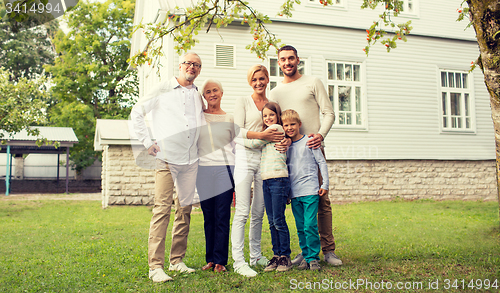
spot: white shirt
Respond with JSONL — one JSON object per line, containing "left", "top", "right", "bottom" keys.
{"left": 130, "top": 77, "right": 205, "bottom": 165}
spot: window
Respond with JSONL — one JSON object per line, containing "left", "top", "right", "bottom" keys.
{"left": 398, "top": 0, "right": 418, "bottom": 16}
{"left": 326, "top": 61, "right": 366, "bottom": 128}
{"left": 215, "top": 44, "right": 235, "bottom": 68}
{"left": 440, "top": 70, "right": 474, "bottom": 132}
{"left": 308, "top": 0, "right": 344, "bottom": 6}
{"left": 268, "top": 57, "right": 306, "bottom": 90}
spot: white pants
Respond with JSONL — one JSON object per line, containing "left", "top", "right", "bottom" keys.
{"left": 230, "top": 147, "right": 265, "bottom": 269}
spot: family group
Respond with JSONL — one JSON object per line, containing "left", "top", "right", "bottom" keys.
{"left": 130, "top": 45, "right": 342, "bottom": 283}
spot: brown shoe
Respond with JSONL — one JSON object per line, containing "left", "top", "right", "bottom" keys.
{"left": 276, "top": 256, "right": 292, "bottom": 272}
{"left": 214, "top": 264, "right": 227, "bottom": 273}
{"left": 202, "top": 262, "right": 214, "bottom": 271}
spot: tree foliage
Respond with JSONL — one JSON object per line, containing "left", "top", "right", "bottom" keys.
{"left": 49, "top": 101, "right": 96, "bottom": 174}
{"left": 129, "top": 0, "right": 413, "bottom": 69}
{"left": 46, "top": 0, "right": 138, "bottom": 173}
{"left": 0, "top": 0, "right": 58, "bottom": 82}
{"left": 0, "top": 67, "right": 48, "bottom": 140}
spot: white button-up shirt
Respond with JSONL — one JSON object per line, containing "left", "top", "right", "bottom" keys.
{"left": 130, "top": 77, "right": 205, "bottom": 165}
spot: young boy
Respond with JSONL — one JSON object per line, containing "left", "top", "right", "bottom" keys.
{"left": 282, "top": 109, "right": 329, "bottom": 271}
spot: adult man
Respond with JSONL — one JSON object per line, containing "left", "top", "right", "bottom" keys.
{"left": 131, "top": 53, "right": 205, "bottom": 282}
{"left": 270, "top": 45, "right": 343, "bottom": 266}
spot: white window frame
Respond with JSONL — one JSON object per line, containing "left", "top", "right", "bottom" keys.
{"left": 439, "top": 69, "right": 476, "bottom": 133}
{"left": 397, "top": 0, "right": 419, "bottom": 18}
{"left": 326, "top": 60, "right": 367, "bottom": 129}
{"left": 214, "top": 44, "right": 236, "bottom": 69}
{"left": 306, "top": 0, "right": 346, "bottom": 9}
{"left": 268, "top": 56, "right": 310, "bottom": 92}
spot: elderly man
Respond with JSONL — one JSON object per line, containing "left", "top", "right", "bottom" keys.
{"left": 131, "top": 52, "right": 205, "bottom": 282}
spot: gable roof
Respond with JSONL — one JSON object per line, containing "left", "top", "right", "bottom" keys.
{"left": 1, "top": 127, "right": 78, "bottom": 145}
{"left": 94, "top": 119, "right": 146, "bottom": 151}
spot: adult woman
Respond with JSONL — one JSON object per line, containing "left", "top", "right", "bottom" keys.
{"left": 231, "top": 65, "right": 285, "bottom": 277}
{"left": 197, "top": 79, "right": 236, "bottom": 273}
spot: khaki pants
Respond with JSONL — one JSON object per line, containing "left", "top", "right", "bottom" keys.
{"left": 318, "top": 148, "right": 336, "bottom": 253}
{"left": 148, "top": 159, "right": 197, "bottom": 269}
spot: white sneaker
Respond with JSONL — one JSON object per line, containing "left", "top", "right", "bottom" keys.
{"left": 324, "top": 251, "right": 343, "bottom": 266}
{"left": 149, "top": 268, "right": 173, "bottom": 282}
{"left": 169, "top": 262, "right": 196, "bottom": 273}
{"left": 251, "top": 256, "right": 269, "bottom": 266}
{"left": 235, "top": 264, "right": 257, "bottom": 277}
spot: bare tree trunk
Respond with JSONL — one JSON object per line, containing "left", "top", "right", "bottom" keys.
{"left": 467, "top": 1, "right": 500, "bottom": 222}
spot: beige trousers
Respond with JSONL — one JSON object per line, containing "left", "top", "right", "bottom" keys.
{"left": 148, "top": 159, "right": 197, "bottom": 269}
{"left": 318, "top": 148, "right": 336, "bottom": 253}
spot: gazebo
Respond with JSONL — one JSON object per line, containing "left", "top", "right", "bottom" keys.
{"left": 1, "top": 127, "right": 78, "bottom": 195}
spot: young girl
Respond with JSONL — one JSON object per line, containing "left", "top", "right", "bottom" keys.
{"left": 236, "top": 102, "right": 292, "bottom": 272}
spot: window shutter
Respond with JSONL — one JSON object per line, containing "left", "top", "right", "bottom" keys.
{"left": 215, "top": 45, "right": 235, "bottom": 68}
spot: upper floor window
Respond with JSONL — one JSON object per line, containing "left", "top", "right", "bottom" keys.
{"left": 398, "top": 0, "right": 418, "bottom": 17}
{"left": 440, "top": 70, "right": 475, "bottom": 132}
{"left": 308, "top": 0, "right": 343, "bottom": 6}
{"left": 327, "top": 61, "right": 366, "bottom": 128}
{"left": 268, "top": 57, "right": 306, "bottom": 91}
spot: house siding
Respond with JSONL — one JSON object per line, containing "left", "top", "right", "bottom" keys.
{"left": 145, "top": 21, "right": 492, "bottom": 160}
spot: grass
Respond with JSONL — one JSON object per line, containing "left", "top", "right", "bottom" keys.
{"left": 0, "top": 198, "right": 499, "bottom": 292}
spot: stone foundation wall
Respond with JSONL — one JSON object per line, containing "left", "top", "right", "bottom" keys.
{"left": 101, "top": 145, "right": 497, "bottom": 206}
{"left": 101, "top": 145, "right": 155, "bottom": 207}
{"left": 328, "top": 160, "right": 497, "bottom": 202}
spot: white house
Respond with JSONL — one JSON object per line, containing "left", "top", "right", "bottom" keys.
{"left": 120, "top": 0, "right": 496, "bottom": 203}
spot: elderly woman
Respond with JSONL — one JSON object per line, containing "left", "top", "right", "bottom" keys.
{"left": 196, "top": 78, "right": 236, "bottom": 273}
{"left": 231, "top": 65, "right": 285, "bottom": 277}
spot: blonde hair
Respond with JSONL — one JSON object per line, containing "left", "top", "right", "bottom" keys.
{"left": 247, "top": 64, "right": 269, "bottom": 85}
{"left": 281, "top": 109, "right": 301, "bottom": 124}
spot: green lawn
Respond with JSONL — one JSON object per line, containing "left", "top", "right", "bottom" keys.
{"left": 0, "top": 199, "right": 499, "bottom": 292}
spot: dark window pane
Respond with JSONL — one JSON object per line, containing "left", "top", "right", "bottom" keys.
{"left": 338, "top": 86, "right": 351, "bottom": 111}
{"left": 354, "top": 65, "right": 360, "bottom": 81}
{"left": 328, "top": 85, "right": 334, "bottom": 104}
{"left": 450, "top": 93, "right": 461, "bottom": 115}
{"left": 455, "top": 73, "right": 462, "bottom": 88}
{"left": 328, "top": 63, "right": 335, "bottom": 80}
{"left": 345, "top": 64, "right": 352, "bottom": 81}
{"left": 355, "top": 87, "right": 361, "bottom": 111}
{"left": 442, "top": 92, "right": 447, "bottom": 115}
{"left": 448, "top": 72, "right": 455, "bottom": 87}
{"left": 464, "top": 93, "right": 469, "bottom": 116}
{"left": 270, "top": 59, "right": 278, "bottom": 77}
{"left": 298, "top": 61, "right": 305, "bottom": 75}
{"left": 441, "top": 72, "right": 447, "bottom": 87}
{"left": 337, "top": 63, "right": 344, "bottom": 80}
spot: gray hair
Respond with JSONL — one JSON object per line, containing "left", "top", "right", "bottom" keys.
{"left": 179, "top": 52, "right": 202, "bottom": 65}
{"left": 201, "top": 78, "right": 224, "bottom": 95}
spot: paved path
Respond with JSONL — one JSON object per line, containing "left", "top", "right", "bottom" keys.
{"left": 0, "top": 193, "right": 101, "bottom": 201}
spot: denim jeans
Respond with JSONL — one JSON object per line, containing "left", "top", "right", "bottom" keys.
{"left": 196, "top": 165, "right": 234, "bottom": 266}
{"left": 263, "top": 177, "right": 291, "bottom": 257}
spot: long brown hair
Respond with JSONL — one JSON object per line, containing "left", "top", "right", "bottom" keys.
{"left": 261, "top": 102, "right": 283, "bottom": 131}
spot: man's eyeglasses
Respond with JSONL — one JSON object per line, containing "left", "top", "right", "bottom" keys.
{"left": 182, "top": 61, "right": 202, "bottom": 69}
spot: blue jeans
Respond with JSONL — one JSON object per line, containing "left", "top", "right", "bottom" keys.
{"left": 291, "top": 194, "right": 320, "bottom": 263}
{"left": 263, "top": 177, "right": 291, "bottom": 257}
{"left": 196, "top": 165, "right": 234, "bottom": 266}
